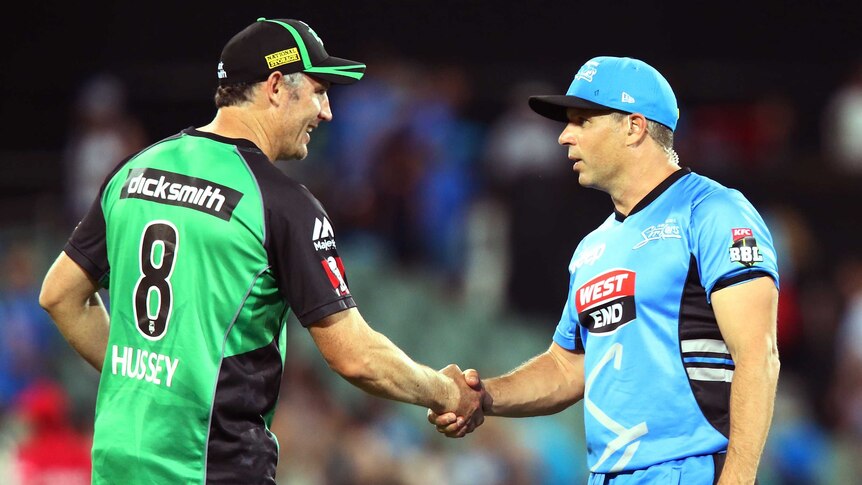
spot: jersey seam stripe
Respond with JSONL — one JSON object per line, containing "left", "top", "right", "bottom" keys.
{"left": 235, "top": 146, "right": 267, "bottom": 246}
{"left": 202, "top": 264, "right": 271, "bottom": 481}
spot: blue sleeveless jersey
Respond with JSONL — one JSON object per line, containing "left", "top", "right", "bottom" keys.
{"left": 553, "top": 168, "right": 779, "bottom": 473}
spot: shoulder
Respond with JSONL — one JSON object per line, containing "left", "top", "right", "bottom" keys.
{"left": 687, "top": 174, "right": 756, "bottom": 214}
{"left": 241, "top": 157, "right": 328, "bottom": 222}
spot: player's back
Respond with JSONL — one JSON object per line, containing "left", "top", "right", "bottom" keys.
{"left": 92, "top": 129, "right": 288, "bottom": 484}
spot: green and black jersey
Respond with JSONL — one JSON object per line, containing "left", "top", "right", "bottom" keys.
{"left": 65, "top": 128, "right": 356, "bottom": 484}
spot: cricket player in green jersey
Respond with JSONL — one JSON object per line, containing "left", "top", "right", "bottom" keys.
{"left": 40, "top": 17, "right": 482, "bottom": 484}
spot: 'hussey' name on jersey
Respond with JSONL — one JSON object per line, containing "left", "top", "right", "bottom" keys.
{"left": 110, "top": 345, "right": 180, "bottom": 388}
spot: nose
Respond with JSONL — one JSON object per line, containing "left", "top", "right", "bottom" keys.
{"left": 319, "top": 93, "right": 333, "bottom": 122}
{"left": 558, "top": 124, "right": 576, "bottom": 146}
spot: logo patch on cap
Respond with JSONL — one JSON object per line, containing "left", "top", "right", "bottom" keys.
{"left": 574, "top": 61, "right": 599, "bottom": 82}
{"left": 265, "top": 48, "right": 301, "bottom": 68}
{"left": 304, "top": 23, "right": 324, "bottom": 46}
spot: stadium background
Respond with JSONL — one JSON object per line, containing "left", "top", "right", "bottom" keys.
{"left": 2, "top": 1, "right": 862, "bottom": 483}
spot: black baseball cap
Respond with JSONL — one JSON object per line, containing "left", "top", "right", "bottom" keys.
{"left": 217, "top": 17, "right": 366, "bottom": 86}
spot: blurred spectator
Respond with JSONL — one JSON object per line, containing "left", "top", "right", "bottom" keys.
{"left": 832, "top": 256, "right": 862, "bottom": 467}
{"left": 323, "top": 50, "right": 418, "bottom": 238}
{"left": 271, "top": 353, "right": 540, "bottom": 485}
{"left": 748, "top": 93, "right": 798, "bottom": 169}
{"left": 481, "top": 80, "right": 578, "bottom": 190}
{"left": 10, "top": 380, "right": 91, "bottom": 485}
{"left": 796, "top": 275, "right": 844, "bottom": 429}
{"left": 408, "top": 64, "right": 483, "bottom": 284}
{"left": 761, "top": 205, "right": 814, "bottom": 372}
{"left": 0, "top": 242, "right": 61, "bottom": 412}
{"left": 369, "top": 124, "right": 429, "bottom": 267}
{"left": 62, "top": 72, "right": 147, "bottom": 225}
{"left": 765, "top": 378, "right": 833, "bottom": 485}
{"left": 822, "top": 60, "right": 862, "bottom": 174}
{"left": 478, "top": 80, "right": 582, "bottom": 317}
{"left": 271, "top": 356, "right": 348, "bottom": 485}
{"left": 444, "top": 419, "right": 536, "bottom": 485}
{"left": 684, "top": 93, "right": 798, "bottom": 177}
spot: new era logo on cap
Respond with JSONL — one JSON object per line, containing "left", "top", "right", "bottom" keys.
{"left": 621, "top": 92, "right": 636, "bottom": 103}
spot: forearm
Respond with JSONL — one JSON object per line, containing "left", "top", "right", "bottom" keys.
{"left": 718, "top": 350, "right": 780, "bottom": 484}
{"left": 484, "top": 347, "right": 583, "bottom": 417}
{"left": 309, "top": 309, "right": 458, "bottom": 412}
{"left": 339, "top": 328, "right": 451, "bottom": 411}
{"left": 45, "top": 292, "right": 110, "bottom": 371}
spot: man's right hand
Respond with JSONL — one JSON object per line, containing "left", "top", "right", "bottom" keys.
{"left": 431, "top": 367, "right": 486, "bottom": 438}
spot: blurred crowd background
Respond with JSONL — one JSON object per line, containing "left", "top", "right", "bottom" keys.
{"left": 2, "top": 1, "right": 862, "bottom": 484}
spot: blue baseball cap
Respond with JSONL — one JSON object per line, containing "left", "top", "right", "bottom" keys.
{"left": 529, "top": 56, "right": 679, "bottom": 131}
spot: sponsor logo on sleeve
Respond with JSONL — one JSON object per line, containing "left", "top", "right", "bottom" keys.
{"left": 729, "top": 228, "right": 764, "bottom": 267}
{"left": 321, "top": 256, "right": 349, "bottom": 296}
{"left": 575, "top": 269, "right": 637, "bottom": 334}
{"left": 312, "top": 217, "right": 337, "bottom": 251}
{"left": 120, "top": 168, "right": 242, "bottom": 221}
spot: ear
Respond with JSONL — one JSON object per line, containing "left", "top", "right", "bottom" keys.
{"left": 264, "top": 71, "right": 284, "bottom": 104}
{"left": 626, "top": 113, "right": 649, "bottom": 145}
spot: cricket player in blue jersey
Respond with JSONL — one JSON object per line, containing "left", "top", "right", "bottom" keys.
{"left": 429, "top": 56, "right": 780, "bottom": 484}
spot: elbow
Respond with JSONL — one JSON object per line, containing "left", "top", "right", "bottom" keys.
{"left": 745, "top": 337, "right": 781, "bottom": 383}
{"left": 767, "top": 343, "right": 781, "bottom": 380}
{"left": 38, "top": 283, "right": 63, "bottom": 316}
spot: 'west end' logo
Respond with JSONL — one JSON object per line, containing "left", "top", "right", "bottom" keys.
{"left": 576, "top": 269, "right": 637, "bottom": 335}
{"left": 121, "top": 168, "right": 242, "bottom": 221}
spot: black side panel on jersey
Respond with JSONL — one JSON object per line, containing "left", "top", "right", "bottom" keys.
{"left": 238, "top": 147, "right": 356, "bottom": 326}
{"left": 206, "top": 338, "right": 282, "bottom": 485}
{"left": 679, "top": 255, "right": 731, "bottom": 437}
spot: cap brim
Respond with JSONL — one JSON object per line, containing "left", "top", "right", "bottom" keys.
{"left": 528, "top": 95, "right": 608, "bottom": 122}
{"left": 304, "top": 56, "right": 366, "bottom": 85}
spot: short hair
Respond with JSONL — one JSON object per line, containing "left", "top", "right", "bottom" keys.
{"left": 214, "top": 72, "right": 304, "bottom": 108}
{"left": 647, "top": 120, "right": 674, "bottom": 152}
{"left": 610, "top": 111, "right": 675, "bottom": 152}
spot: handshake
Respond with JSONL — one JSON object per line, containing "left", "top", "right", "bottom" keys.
{"left": 430, "top": 364, "right": 489, "bottom": 438}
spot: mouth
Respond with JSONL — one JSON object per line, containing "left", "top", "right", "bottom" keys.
{"left": 303, "top": 125, "right": 316, "bottom": 143}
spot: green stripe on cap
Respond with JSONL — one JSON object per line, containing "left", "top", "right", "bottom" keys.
{"left": 258, "top": 18, "right": 313, "bottom": 70}
{"left": 304, "top": 65, "right": 366, "bottom": 80}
